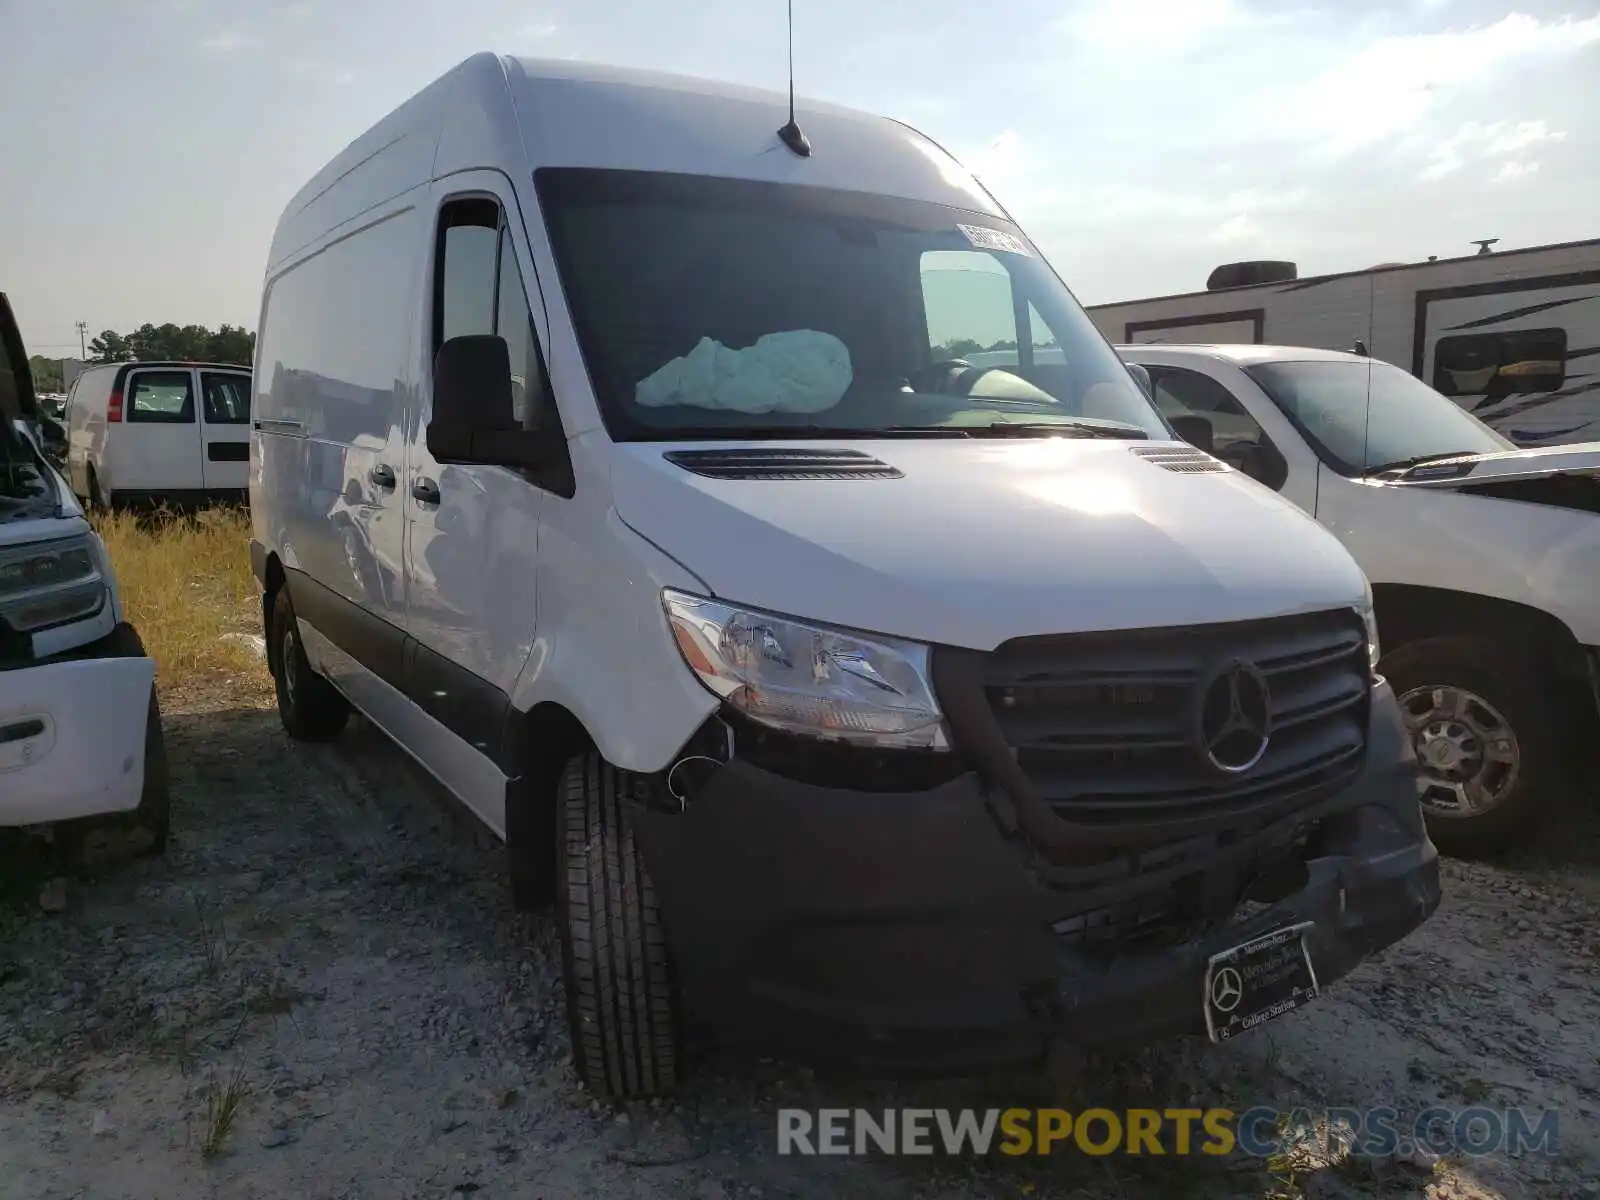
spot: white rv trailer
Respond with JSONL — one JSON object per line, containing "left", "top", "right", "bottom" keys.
{"left": 1085, "top": 239, "right": 1600, "bottom": 447}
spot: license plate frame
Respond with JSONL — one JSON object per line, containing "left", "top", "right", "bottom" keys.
{"left": 1203, "top": 921, "right": 1320, "bottom": 1044}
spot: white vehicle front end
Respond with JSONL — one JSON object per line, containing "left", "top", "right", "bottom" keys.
{"left": 1119, "top": 343, "right": 1600, "bottom": 854}
{"left": 1, "top": 291, "right": 166, "bottom": 841}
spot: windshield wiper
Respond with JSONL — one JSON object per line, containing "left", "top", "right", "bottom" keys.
{"left": 963, "top": 420, "right": 1149, "bottom": 440}
{"left": 1365, "top": 450, "right": 1481, "bottom": 476}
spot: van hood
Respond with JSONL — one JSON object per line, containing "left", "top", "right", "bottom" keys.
{"left": 609, "top": 438, "right": 1369, "bottom": 651}
{"left": 1388, "top": 441, "right": 1600, "bottom": 488}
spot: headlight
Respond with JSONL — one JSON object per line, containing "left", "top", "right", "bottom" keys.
{"left": 1356, "top": 593, "right": 1380, "bottom": 678}
{"left": 661, "top": 589, "right": 948, "bottom": 750}
{"left": 0, "top": 534, "right": 107, "bottom": 632}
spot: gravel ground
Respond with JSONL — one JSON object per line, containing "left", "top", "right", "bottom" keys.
{"left": 2, "top": 686, "right": 1597, "bottom": 1200}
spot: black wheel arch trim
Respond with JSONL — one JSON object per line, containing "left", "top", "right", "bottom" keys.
{"left": 1370, "top": 583, "right": 1584, "bottom": 678}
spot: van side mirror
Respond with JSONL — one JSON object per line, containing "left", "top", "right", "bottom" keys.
{"left": 1168, "top": 414, "right": 1215, "bottom": 453}
{"left": 39, "top": 415, "right": 66, "bottom": 448}
{"left": 1125, "top": 361, "right": 1153, "bottom": 398}
{"left": 426, "top": 335, "right": 574, "bottom": 494}
{"left": 1237, "top": 441, "right": 1289, "bottom": 491}
{"left": 427, "top": 335, "right": 517, "bottom": 463}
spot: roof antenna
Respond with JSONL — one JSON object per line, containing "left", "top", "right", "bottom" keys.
{"left": 776, "top": 0, "right": 811, "bottom": 157}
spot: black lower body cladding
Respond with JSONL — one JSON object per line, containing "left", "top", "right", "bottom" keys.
{"left": 629, "top": 680, "right": 1440, "bottom": 1068}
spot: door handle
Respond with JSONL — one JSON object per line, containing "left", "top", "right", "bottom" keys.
{"left": 411, "top": 477, "right": 441, "bottom": 505}
{"left": 369, "top": 463, "right": 396, "bottom": 489}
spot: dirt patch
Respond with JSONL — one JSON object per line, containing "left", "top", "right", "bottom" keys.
{"left": 1, "top": 686, "right": 1597, "bottom": 1200}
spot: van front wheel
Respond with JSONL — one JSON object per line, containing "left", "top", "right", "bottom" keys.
{"left": 270, "top": 588, "right": 349, "bottom": 742}
{"left": 556, "top": 753, "right": 681, "bottom": 1100}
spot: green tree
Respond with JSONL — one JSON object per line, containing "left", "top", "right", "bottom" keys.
{"left": 89, "top": 322, "right": 256, "bottom": 366}
{"left": 933, "top": 337, "right": 984, "bottom": 360}
{"left": 204, "top": 324, "right": 255, "bottom": 365}
{"left": 87, "top": 329, "right": 132, "bottom": 363}
{"left": 27, "top": 355, "right": 64, "bottom": 391}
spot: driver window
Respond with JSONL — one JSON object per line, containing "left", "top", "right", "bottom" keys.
{"left": 1149, "top": 366, "right": 1277, "bottom": 467}
{"left": 920, "top": 250, "right": 1020, "bottom": 367}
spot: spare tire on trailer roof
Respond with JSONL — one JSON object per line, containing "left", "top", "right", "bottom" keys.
{"left": 1206, "top": 260, "right": 1298, "bottom": 291}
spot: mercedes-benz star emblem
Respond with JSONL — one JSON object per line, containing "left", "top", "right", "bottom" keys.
{"left": 1196, "top": 658, "right": 1272, "bottom": 774}
{"left": 1210, "top": 966, "right": 1244, "bottom": 1013}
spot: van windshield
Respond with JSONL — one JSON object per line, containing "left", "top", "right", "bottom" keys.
{"left": 536, "top": 168, "right": 1168, "bottom": 442}
{"left": 1243, "top": 358, "right": 1515, "bottom": 476}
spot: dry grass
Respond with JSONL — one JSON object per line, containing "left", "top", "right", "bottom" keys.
{"left": 197, "top": 1064, "right": 248, "bottom": 1159}
{"left": 95, "top": 508, "right": 268, "bottom": 700}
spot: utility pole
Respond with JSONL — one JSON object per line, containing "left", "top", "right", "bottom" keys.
{"left": 75, "top": 321, "right": 87, "bottom": 358}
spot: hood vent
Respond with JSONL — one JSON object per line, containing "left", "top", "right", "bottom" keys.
{"left": 1129, "top": 445, "right": 1228, "bottom": 473}
{"left": 664, "top": 448, "right": 903, "bottom": 480}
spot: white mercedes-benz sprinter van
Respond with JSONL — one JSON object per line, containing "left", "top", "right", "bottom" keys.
{"left": 249, "top": 54, "right": 1440, "bottom": 1099}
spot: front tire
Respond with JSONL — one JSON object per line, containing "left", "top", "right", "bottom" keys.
{"left": 1382, "top": 636, "right": 1560, "bottom": 858}
{"left": 556, "top": 753, "right": 681, "bottom": 1099}
{"left": 269, "top": 587, "right": 349, "bottom": 742}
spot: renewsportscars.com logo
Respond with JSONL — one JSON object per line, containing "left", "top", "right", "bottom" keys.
{"left": 776, "top": 1106, "right": 1560, "bottom": 1158}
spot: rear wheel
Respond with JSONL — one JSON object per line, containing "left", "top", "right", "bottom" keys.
{"left": 556, "top": 753, "right": 682, "bottom": 1099}
{"left": 269, "top": 587, "right": 349, "bottom": 742}
{"left": 1382, "top": 636, "right": 1560, "bottom": 858}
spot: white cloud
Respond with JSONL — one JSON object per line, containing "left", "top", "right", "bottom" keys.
{"left": 1209, "top": 213, "right": 1259, "bottom": 243}
{"left": 1072, "top": 184, "right": 1309, "bottom": 222}
{"left": 516, "top": 19, "right": 558, "bottom": 40}
{"left": 199, "top": 28, "right": 256, "bottom": 54}
{"left": 1494, "top": 159, "right": 1540, "bottom": 182}
{"left": 1063, "top": 0, "right": 1245, "bottom": 56}
{"left": 1420, "top": 119, "right": 1566, "bottom": 180}
{"left": 1275, "top": 12, "right": 1600, "bottom": 153}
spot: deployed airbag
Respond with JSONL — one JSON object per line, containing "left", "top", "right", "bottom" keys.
{"left": 635, "top": 330, "right": 853, "bottom": 414}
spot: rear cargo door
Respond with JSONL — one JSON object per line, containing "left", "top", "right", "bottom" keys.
{"left": 198, "top": 370, "right": 251, "bottom": 491}
{"left": 119, "top": 367, "right": 203, "bottom": 492}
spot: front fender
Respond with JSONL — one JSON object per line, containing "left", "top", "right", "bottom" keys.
{"left": 509, "top": 504, "right": 716, "bottom": 774}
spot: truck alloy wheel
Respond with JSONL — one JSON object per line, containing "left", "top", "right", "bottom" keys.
{"left": 1398, "top": 684, "right": 1520, "bottom": 817}
{"left": 1380, "top": 636, "right": 1560, "bottom": 858}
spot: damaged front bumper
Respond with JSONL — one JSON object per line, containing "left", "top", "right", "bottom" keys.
{"left": 0, "top": 623, "right": 156, "bottom": 826}
{"left": 631, "top": 680, "right": 1440, "bottom": 1069}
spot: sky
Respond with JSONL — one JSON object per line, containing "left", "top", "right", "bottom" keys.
{"left": 1, "top": 0, "right": 1597, "bottom": 357}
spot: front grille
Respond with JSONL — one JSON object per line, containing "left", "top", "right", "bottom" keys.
{"left": 981, "top": 610, "right": 1368, "bottom": 836}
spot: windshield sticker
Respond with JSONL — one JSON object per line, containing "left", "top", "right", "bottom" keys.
{"left": 956, "top": 224, "right": 1032, "bottom": 256}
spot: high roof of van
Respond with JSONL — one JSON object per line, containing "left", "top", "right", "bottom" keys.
{"left": 268, "top": 53, "right": 1008, "bottom": 271}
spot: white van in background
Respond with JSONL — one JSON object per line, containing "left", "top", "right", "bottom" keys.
{"left": 250, "top": 53, "right": 1439, "bottom": 1100}
{"left": 64, "top": 361, "right": 252, "bottom": 509}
